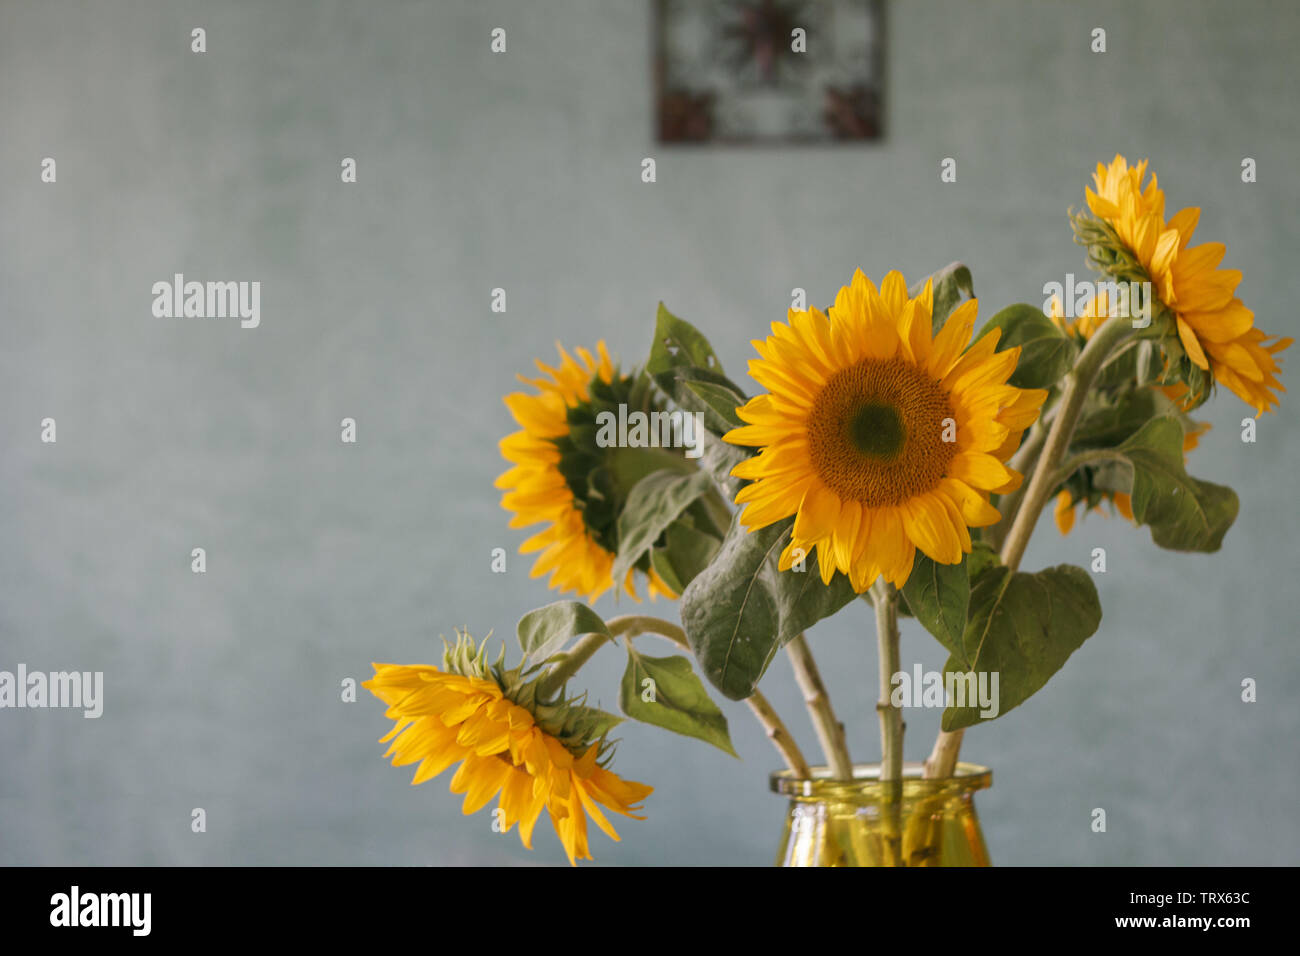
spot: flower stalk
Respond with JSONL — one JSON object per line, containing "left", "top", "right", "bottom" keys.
{"left": 871, "top": 580, "right": 904, "bottom": 784}
{"left": 786, "top": 632, "right": 853, "bottom": 779}
{"left": 998, "top": 315, "right": 1136, "bottom": 573}
{"left": 538, "top": 631, "right": 611, "bottom": 698}
{"left": 871, "top": 577, "right": 905, "bottom": 865}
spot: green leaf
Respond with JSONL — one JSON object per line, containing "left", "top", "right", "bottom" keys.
{"left": 681, "top": 373, "right": 746, "bottom": 430}
{"left": 649, "top": 367, "right": 751, "bottom": 498}
{"left": 651, "top": 520, "right": 722, "bottom": 593}
{"left": 516, "top": 601, "right": 610, "bottom": 666}
{"left": 695, "top": 431, "right": 750, "bottom": 501}
{"left": 900, "top": 552, "right": 969, "bottom": 659}
{"left": 980, "top": 303, "right": 1078, "bottom": 389}
{"left": 1071, "top": 388, "right": 1162, "bottom": 449}
{"left": 611, "top": 470, "right": 714, "bottom": 586}
{"left": 910, "top": 262, "right": 974, "bottom": 332}
{"left": 647, "top": 302, "right": 725, "bottom": 376}
{"left": 649, "top": 548, "right": 684, "bottom": 595}
{"left": 619, "top": 648, "right": 737, "bottom": 756}
{"left": 642, "top": 307, "right": 752, "bottom": 498}
{"left": 680, "top": 514, "right": 857, "bottom": 700}
{"left": 941, "top": 565, "right": 1101, "bottom": 730}
{"left": 653, "top": 366, "right": 748, "bottom": 433}
{"left": 1117, "top": 417, "right": 1239, "bottom": 552}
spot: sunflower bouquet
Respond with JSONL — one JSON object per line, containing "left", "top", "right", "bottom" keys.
{"left": 365, "top": 155, "right": 1289, "bottom": 866}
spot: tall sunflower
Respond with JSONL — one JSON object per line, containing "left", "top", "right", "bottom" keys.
{"left": 496, "top": 341, "right": 677, "bottom": 602}
{"left": 365, "top": 633, "right": 652, "bottom": 866}
{"left": 1083, "top": 154, "right": 1290, "bottom": 414}
{"left": 724, "top": 270, "right": 1046, "bottom": 591}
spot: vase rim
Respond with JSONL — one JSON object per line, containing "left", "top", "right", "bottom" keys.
{"left": 770, "top": 761, "right": 991, "bottom": 797}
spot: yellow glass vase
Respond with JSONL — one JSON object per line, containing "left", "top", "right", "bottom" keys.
{"left": 771, "top": 761, "right": 992, "bottom": 867}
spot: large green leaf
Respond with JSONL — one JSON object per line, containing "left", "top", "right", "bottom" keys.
{"left": 1118, "top": 417, "right": 1238, "bottom": 552}
{"left": 980, "top": 303, "right": 1078, "bottom": 389}
{"left": 909, "top": 262, "right": 974, "bottom": 332}
{"left": 900, "top": 552, "right": 970, "bottom": 659}
{"left": 516, "top": 601, "right": 610, "bottom": 666}
{"left": 611, "top": 470, "right": 714, "bottom": 585}
{"left": 680, "top": 514, "right": 857, "bottom": 700}
{"left": 941, "top": 565, "right": 1101, "bottom": 730}
{"left": 619, "top": 648, "right": 737, "bottom": 756}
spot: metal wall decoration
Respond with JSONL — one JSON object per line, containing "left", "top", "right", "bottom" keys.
{"left": 655, "top": 0, "right": 884, "bottom": 144}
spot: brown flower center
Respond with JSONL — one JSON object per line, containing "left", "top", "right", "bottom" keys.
{"left": 807, "top": 357, "right": 955, "bottom": 507}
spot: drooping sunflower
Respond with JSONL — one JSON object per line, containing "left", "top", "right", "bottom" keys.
{"left": 496, "top": 341, "right": 677, "bottom": 602}
{"left": 1083, "top": 154, "right": 1290, "bottom": 414}
{"left": 1049, "top": 293, "right": 1210, "bottom": 536}
{"left": 724, "top": 270, "right": 1047, "bottom": 591}
{"left": 365, "top": 633, "right": 652, "bottom": 866}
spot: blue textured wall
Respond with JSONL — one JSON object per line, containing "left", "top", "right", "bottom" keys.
{"left": 1, "top": 0, "right": 1297, "bottom": 865}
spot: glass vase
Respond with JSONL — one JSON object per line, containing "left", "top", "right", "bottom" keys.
{"left": 771, "top": 761, "right": 992, "bottom": 867}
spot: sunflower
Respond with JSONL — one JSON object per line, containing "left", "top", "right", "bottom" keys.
{"left": 1048, "top": 293, "right": 1209, "bottom": 535}
{"left": 365, "top": 634, "right": 652, "bottom": 866}
{"left": 1053, "top": 489, "right": 1133, "bottom": 536}
{"left": 496, "top": 341, "right": 677, "bottom": 603}
{"left": 1084, "top": 154, "right": 1290, "bottom": 414}
{"left": 724, "top": 270, "right": 1047, "bottom": 591}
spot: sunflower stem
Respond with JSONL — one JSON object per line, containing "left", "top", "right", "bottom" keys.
{"left": 607, "top": 614, "right": 689, "bottom": 648}
{"left": 923, "top": 728, "right": 965, "bottom": 780}
{"left": 537, "top": 632, "right": 612, "bottom": 698}
{"left": 605, "top": 614, "right": 813, "bottom": 777}
{"left": 871, "top": 578, "right": 905, "bottom": 865}
{"left": 985, "top": 420, "right": 1048, "bottom": 552}
{"left": 999, "top": 316, "right": 1135, "bottom": 573}
{"left": 786, "top": 633, "right": 853, "bottom": 780}
{"left": 743, "top": 689, "right": 812, "bottom": 779}
{"left": 870, "top": 581, "right": 904, "bottom": 783}
{"left": 926, "top": 314, "right": 1135, "bottom": 781}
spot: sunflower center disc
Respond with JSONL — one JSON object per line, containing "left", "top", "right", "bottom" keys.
{"left": 807, "top": 357, "right": 956, "bottom": 507}
{"left": 848, "top": 402, "right": 905, "bottom": 459}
